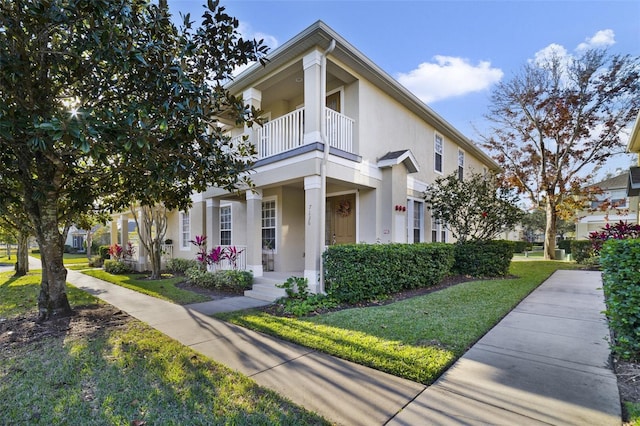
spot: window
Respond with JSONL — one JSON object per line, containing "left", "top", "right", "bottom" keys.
{"left": 434, "top": 134, "right": 443, "bottom": 173}
{"left": 431, "top": 214, "right": 447, "bottom": 243}
{"left": 410, "top": 200, "right": 424, "bottom": 243}
{"left": 180, "top": 211, "right": 190, "bottom": 249}
{"left": 262, "top": 199, "right": 276, "bottom": 250}
{"left": 458, "top": 150, "right": 465, "bottom": 181}
{"left": 220, "top": 205, "right": 232, "bottom": 246}
{"left": 72, "top": 235, "right": 84, "bottom": 249}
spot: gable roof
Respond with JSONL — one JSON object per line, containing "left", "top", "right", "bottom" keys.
{"left": 227, "top": 20, "right": 499, "bottom": 172}
{"left": 377, "top": 150, "right": 419, "bottom": 173}
{"left": 588, "top": 172, "right": 629, "bottom": 190}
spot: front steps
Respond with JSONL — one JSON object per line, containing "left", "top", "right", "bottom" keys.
{"left": 244, "top": 275, "right": 288, "bottom": 302}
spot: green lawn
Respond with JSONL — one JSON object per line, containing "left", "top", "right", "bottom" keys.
{"left": 81, "top": 269, "right": 209, "bottom": 305}
{"left": 30, "top": 252, "right": 90, "bottom": 265}
{"left": 0, "top": 271, "right": 328, "bottom": 425}
{"left": 217, "top": 261, "right": 580, "bottom": 385}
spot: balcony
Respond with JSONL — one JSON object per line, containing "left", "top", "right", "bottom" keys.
{"left": 249, "top": 107, "right": 354, "bottom": 159}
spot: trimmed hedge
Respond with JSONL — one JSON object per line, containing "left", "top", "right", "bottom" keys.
{"left": 453, "top": 240, "right": 514, "bottom": 277}
{"left": 513, "top": 241, "right": 528, "bottom": 253}
{"left": 600, "top": 239, "right": 640, "bottom": 360}
{"left": 166, "top": 258, "right": 198, "bottom": 274}
{"left": 557, "top": 239, "right": 572, "bottom": 254}
{"left": 104, "top": 260, "right": 131, "bottom": 274}
{"left": 185, "top": 267, "right": 253, "bottom": 293}
{"left": 323, "top": 243, "right": 455, "bottom": 304}
{"left": 570, "top": 240, "right": 592, "bottom": 264}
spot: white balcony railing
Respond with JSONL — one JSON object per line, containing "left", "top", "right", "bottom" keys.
{"left": 206, "top": 245, "right": 247, "bottom": 272}
{"left": 252, "top": 107, "right": 354, "bottom": 159}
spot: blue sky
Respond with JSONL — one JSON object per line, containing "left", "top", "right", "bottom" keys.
{"left": 168, "top": 0, "right": 640, "bottom": 179}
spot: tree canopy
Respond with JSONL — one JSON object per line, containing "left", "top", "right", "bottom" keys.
{"left": 481, "top": 48, "right": 640, "bottom": 258}
{"left": 0, "top": 0, "right": 268, "bottom": 320}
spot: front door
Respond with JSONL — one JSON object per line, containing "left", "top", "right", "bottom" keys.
{"left": 326, "top": 194, "right": 356, "bottom": 245}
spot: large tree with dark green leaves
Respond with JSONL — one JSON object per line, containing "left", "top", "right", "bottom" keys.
{"left": 481, "top": 48, "right": 640, "bottom": 259}
{"left": 0, "top": 0, "right": 267, "bottom": 321}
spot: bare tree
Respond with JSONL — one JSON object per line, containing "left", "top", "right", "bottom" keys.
{"left": 482, "top": 48, "right": 640, "bottom": 259}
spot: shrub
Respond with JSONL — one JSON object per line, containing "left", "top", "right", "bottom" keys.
{"left": 214, "top": 270, "right": 253, "bottom": 292}
{"left": 600, "top": 239, "right": 640, "bottom": 360}
{"left": 185, "top": 267, "right": 217, "bottom": 289}
{"left": 513, "top": 241, "right": 528, "bottom": 253}
{"left": 557, "top": 239, "right": 572, "bottom": 254}
{"left": 104, "top": 259, "right": 131, "bottom": 274}
{"left": 166, "top": 258, "right": 199, "bottom": 274}
{"left": 98, "top": 245, "right": 111, "bottom": 260}
{"left": 88, "top": 255, "right": 103, "bottom": 267}
{"left": 323, "top": 243, "right": 455, "bottom": 304}
{"left": 31, "top": 249, "right": 40, "bottom": 254}
{"left": 275, "top": 276, "right": 338, "bottom": 317}
{"left": 185, "top": 267, "right": 253, "bottom": 292}
{"left": 453, "top": 240, "right": 514, "bottom": 277}
{"left": 571, "top": 240, "right": 593, "bottom": 264}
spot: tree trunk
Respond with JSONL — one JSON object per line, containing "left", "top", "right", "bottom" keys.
{"left": 34, "top": 205, "right": 72, "bottom": 321}
{"left": 544, "top": 200, "right": 557, "bottom": 260}
{"left": 149, "top": 238, "right": 162, "bottom": 280}
{"left": 14, "top": 231, "right": 29, "bottom": 277}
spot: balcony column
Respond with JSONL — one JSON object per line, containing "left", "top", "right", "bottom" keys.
{"left": 303, "top": 50, "right": 323, "bottom": 144}
{"left": 206, "top": 199, "right": 220, "bottom": 246}
{"left": 246, "top": 189, "right": 263, "bottom": 277}
{"left": 243, "top": 88, "right": 262, "bottom": 154}
{"left": 304, "top": 175, "right": 323, "bottom": 293}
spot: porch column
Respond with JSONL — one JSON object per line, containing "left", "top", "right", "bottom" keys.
{"left": 110, "top": 220, "right": 118, "bottom": 245}
{"left": 119, "top": 214, "right": 128, "bottom": 247}
{"left": 303, "top": 50, "right": 323, "bottom": 144}
{"left": 246, "top": 189, "right": 263, "bottom": 277}
{"left": 206, "top": 199, "right": 220, "bottom": 246}
{"left": 304, "top": 175, "right": 323, "bottom": 293}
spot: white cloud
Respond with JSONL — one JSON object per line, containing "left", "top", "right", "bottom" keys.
{"left": 396, "top": 56, "right": 503, "bottom": 104}
{"left": 577, "top": 29, "right": 615, "bottom": 51}
{"left": 532, "top": 43, "right": 569, "bottom": 66}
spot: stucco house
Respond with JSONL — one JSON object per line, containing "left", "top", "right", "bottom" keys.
{"left": 575, "top": 171, "right": 638, "bottom": 239}
{"left": 111, "top": 21, "right": 498, "bottom": 295}
{"left": 627, "top": 111, "right": 640, "bottom": 219}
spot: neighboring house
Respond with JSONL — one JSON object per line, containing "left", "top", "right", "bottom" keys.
{"left": 575, "top": 171, "right": 638, "bottom": 239}
{"left": 627, "top": 111, "right": 640, "bottom": 221}
{"left": 65, "top": 225, "right": 87, "bottom": 251}
{"left": 113, "top": 21, "right": 498, "bottom": 291}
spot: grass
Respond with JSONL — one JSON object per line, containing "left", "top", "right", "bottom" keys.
{"left": 626, "top": 402, "right": 640, "bottom": 425}
{"left": 0, "top": 271, "right": 96, "bottom": 318}
{"left": 0, "top": 271, "right": 328, "bottom": 425}
{"left": 30, "top": 252, "right": 90, "bottom": 265}
{"left": 217, "top": 261, "right": 580, "bottom": 384}
{"left": 81, "top": 269, "right": 209, "bottom": 305}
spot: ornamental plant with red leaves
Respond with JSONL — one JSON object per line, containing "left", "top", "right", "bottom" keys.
{"left": 589, "top": 221, "right": 640, "bottom": 254}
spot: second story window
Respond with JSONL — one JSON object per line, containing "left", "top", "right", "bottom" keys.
{"left": 458, "top": 150, "right": 465, "bottom": 181}
{"left": 220, "top": 205, "right": 232, "bottom": 246}
{"left": 435, "top": 134, "right": 443, "bottom": 173}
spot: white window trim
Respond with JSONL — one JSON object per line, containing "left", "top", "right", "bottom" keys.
{"left": 431, "top": 213, "right": 447, "bottom": 243}
{"left": 458, "top": 149, "right": 465, "bottom": 180}
{"left": 220, "top": 203, "right": 232, "bottom": 246}
{"left": 407, "top": 197, "right": 424, "bottom": 243}
{"left": 179, "top": 211, "right": 191, "bottom": 251}
{"left": 261, "top": 196, "right": 278, "bottom": 253}
{"left": 434, "top": 133, "right": 444, "bottom": 174}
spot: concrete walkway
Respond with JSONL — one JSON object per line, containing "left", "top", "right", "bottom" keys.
{"left": 59, "top": 267, "right": 620, "bottom": 425}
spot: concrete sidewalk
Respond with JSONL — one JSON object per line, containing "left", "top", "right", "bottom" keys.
{"left": 64, "top": 268, "right": 621, "bottom": 425}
